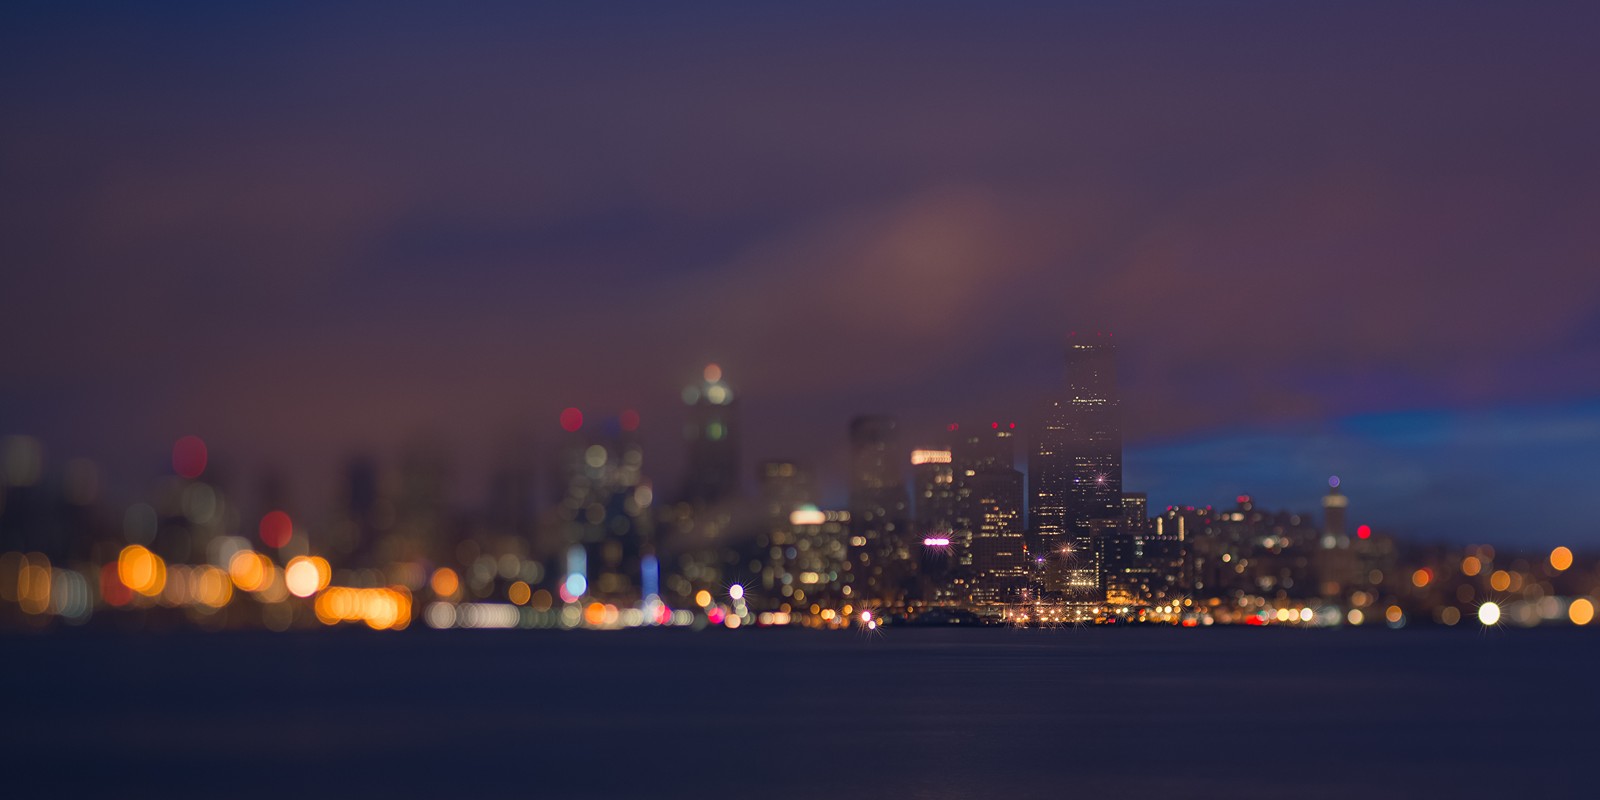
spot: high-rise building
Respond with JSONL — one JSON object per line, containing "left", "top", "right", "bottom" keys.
{"left": 955, "top": 422, "right": 1027, "bottom": 605}
{"left": 910, "top": 446, "right": 957, "bottom": 602}
{"left": 681, "top": 363, "right": 740, "bottom": 506}
{"left": 911, "top": 448, "right": 957, "bottom": 538}
{"left": 1030, "top": 332, "right": 1122, "bottom": 600}
{"left": 1100, "top": 492, "right": 1183, "bottom": 607}
{"left": 1315, "top": 476, "right": 1361, "bottom": 596}
{"left": 738, "top": 460, "right": 819, "bottom": 609}
{"left": 1122, "top": 492, "right": 1149, "bottom": 535}
{"left": 552, "top": 409, "right": 653, "bottom": 606}
{"left": 1322, "top": 476, "right": 1348, "bottom": 544}
{"left": 848, "top": 415, "right": 911, "bottom": 605}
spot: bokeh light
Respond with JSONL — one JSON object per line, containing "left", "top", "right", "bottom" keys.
{"left": 1569, "top": 598, "right": 1594, "bottom": 626}
{"left": 1478, "top": 601, "right": 1502, "bottom": 626}
{"left": 171, "top": 435, "right": 208, "bottom": 479}
{"left": 559, "top": 407, "right": 583, "bottom": 432}
{"left": 117, "top": 545, "right": 166, "bottom": 597}
{"left": 1549, "top": 546, "right": 1573, "bottom": 572}
{"left": 430, "top": 567, "right": 459, "bottom": 597}
{"left": 259, "top": 510, "right": 293, "bottom": 548}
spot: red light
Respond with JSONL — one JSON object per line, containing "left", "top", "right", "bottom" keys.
{"left": 1237, "top": 495, "right": 1250, "bottom": 504}
{"left": 260, "top": 510, "right": 293, "bottom": 548}
{"left": 559, "top": 407, "right": 583, "bottom": 432}
{"left": 1008, "top": 422, "right": 1015, "bottom": 429}
{"left": 100, "top": 563, "right": 132, "bottom": 607}
{"left": 706, "top": 607, "right": 726, "bottom": 625}
{"left": 1357, "top": 524, "right": 1371, "bottom": 540}
{"left": 172, "top": 435, "right": 207, "bottom": 479}
{"left": 948, "top": 423, "right": 958, "bottom": 431}
{"left": 991, "top": 422, "right": 999, "bottom": 429}
{"left": 620, "top": 410, "right": 640, "bottom": 432}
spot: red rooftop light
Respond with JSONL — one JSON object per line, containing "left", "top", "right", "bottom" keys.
{"left": 172, "top": 435, "right": 208, "bottom": 479}
{"left": 559, "top": 407, "right": 583, "bottom": 432}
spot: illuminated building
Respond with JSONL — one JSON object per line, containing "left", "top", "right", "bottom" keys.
{"left": 782, "top": 505, "right": 853, "bottom": 611}
{"left": 1030, "top": 332, "right": 1121, "bottom": 600}
{"left": 681, "top": 363, "right": 741, "bottom": 506}
{"left": 848, "top": 415, "right": 911, "bottom": 605}
{"left": 1314, "top": 477, "right": 1360, "bottom": 595}
{"left": 552, "top": 409, "right": 653, "bottom": 606}
{"left": 1322, "top": 477, "right": 1348, "bottom": 543}
{"left": 955, "top": 423, "right": 1026, "bottom": 604}
{"left": 911, "top": 446, "right": 957, "bottom": 602}
{"left": 1099, "top": 492, "right": 1183, "bottom": 606}
{"left": 1187, "top": 496, "right": 1323, "bottom": 602}
{"left": 740, "top": 460, "right": 831, "bottom": 610}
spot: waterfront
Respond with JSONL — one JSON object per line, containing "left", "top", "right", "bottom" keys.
{"left": 3, "top": 627, "right": 1592, "bottom": 798}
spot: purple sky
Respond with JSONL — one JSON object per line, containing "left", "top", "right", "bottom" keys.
{"left": 3, "top": 3, "right": 1598, "bottom": 544}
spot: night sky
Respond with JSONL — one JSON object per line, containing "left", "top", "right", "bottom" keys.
{"left": 3, "top": 2, "right": 1598, "bottom": 545}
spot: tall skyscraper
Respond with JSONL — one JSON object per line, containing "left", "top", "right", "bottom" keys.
{"left": 910, "top": 446, "right": 957, "bottom": 602}
{"left": 911, "top": 447, "right": 957, "bottom": 540}
{"left": 848, "top": 415, "right": 911, "bottom": 605}
{"left": 956, "top": 423, "right": 1027, "bottom": 604}
{"left": 552, "top": 409, "right": 653, "bottom": 605}
{"left": 1322, "top": 476, "right": 1348, "bottom": 544}
{"left": 1030, "top": 332, "right": 1122, "bottom": 600}
{"left": 681, "top": 363, "right": 740, "bottom": 506}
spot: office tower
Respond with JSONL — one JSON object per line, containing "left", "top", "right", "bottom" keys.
{"left": 848, "top": 415, "right": 911, "bottom": 605}
{"left": 486, "top": 434, "right": 538, "bottom": 543}
{"left": 911, "top": 448, "right": 957, "bottom": 538}
{"left": 552, "top": 409, "right": 653, "bottom": 606}
{"left": 1122, "top": 492, "right": 1149, "bottom": 534}
{"left": 1100, "top": 492, "right": 1182, "bottom": 607}
{"left": 1315, "top": 476, "right": 1360, "bottom": 597}
{"left": 1030, "top": 332, "right": 1122, "bottom": 600}
{"left": 955, "top": 422, "right": 1027, "bottom": 604}
{"left": 681, "top": 363, "right": 741, "bottom": 506}
{"left": 741, "top": 460, "right": 818, "bottom": 609}
{"left": 910, "top": 446, "right": 957, "bottom": 602}
{"left": 388, "top": 440, "right": 455, "bottom": 566}
{"left": 786, "top": 505, "right": 854, "bottom": 611}
{"left": 1322, "top": 476, "right": 1348, "bottom": 544}
{"left": 757, "top": 460, "right": 815, "bottom": 523}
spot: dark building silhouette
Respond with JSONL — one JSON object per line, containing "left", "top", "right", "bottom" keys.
{"left": 552, "top": 412, "right": 652, "bottom": 605}
{"left": 680, "top": 363, "right": 741, "bottom": 506}
{"left": 1030, "top": 332, "right": 1121, "bottom": 600}
{"left": 848, "top": 415, "right": 911, "bottom": 605}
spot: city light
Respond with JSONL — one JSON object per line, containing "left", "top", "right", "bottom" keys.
{"left": 1478, "top": 602, "right": 1502, "bottom": 626}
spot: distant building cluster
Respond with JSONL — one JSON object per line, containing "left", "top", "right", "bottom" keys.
{"left": 1, "top": 335, "right": 1596, "bottom": 632}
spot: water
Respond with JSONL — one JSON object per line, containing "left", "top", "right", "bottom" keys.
{"left": 3, "top": 627, "right": 1593, "bottom": 798}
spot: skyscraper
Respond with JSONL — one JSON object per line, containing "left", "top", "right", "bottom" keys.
{"left": 848, "top": 415, "right": 911, "bottom": 605}
{"left": 911, "top": 447, "right": 956, "bottom": 541}
{"left": 910, "top": 446, "right": 957, "bottom": 602}
{"left": 955, "top": 423, "right": 1027, "bottom": 604}
{"left": 1030, "top": 332, "right": 1122, "bottom": 600}
{"left": 681, "top": 363, "right": 740, "bottom": 506}
{"left": 552, "top": 409, "right": 653, "bottom": 605}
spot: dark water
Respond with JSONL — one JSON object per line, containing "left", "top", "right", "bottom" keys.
{"left": 3, "top": 627, "right": 1594, "bottom": 798}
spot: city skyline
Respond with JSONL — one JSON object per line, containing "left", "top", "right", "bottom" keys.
{"left": 5, "top": 3, "right": 1600, "bottom": 550}
{"left": 6, "top": 336, "right": 1594, "bottom": 635}
{"left": 3, "top": 5, "right": 1597, "bottom": 796}
{"left": 3, "top": 342, "right": 1595, "bottom": 551}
